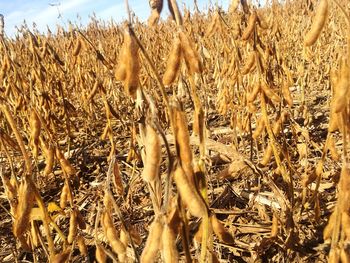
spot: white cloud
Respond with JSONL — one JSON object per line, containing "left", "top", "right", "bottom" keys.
{"left": 4, "top": 0, "right": 97, "bottom": 36}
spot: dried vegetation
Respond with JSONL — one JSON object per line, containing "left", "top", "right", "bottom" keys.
{"left": 0, "top": 0, "right": 350, "bottom": 262}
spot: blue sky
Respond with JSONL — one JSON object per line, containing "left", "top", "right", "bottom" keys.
{"left": 0, "top": 0, "right": 232, "bottom": 37}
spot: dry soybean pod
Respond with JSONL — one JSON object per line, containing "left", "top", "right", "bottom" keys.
{"left": 163, "top": 36, "right": 182, "bottom": 86}
{"left": 124, "top": 29, "right": 140, "bottom": 98}
{"left": 241, "top": 0, "right": 249, "bottom": 14}
{"left": 173, "top": 164, "right": 206, "bottom": 218}
{"left": 13, "top": 177, "right": 35, "bottom": 238}
{"left": 56, "top": 148, "right": 76, "bottom": 177}
{"left": 282, "top": 81, "right": 293, "bottom": 107}
{"left": 141, "top": 216, "right": 164, "bottom": 263}
{"left": 67, "top": 209, "right": 78, "bottom": 244}
{"left": 304, "top": 0, "right": 328, "bottom": 46}
{"left": 333, "top": 60, "right": 349, "bottom": 113}
{"left": 179, "top": 31, "right": 202, "bottom": 75}
{"left": 60, "top": 181, "right": 69, "bottom": 209}
{"left": 102, "top": 211, "right": 126, "bottom": 261}
{"left": 115, "top": 44, "right": 127, "bottom": 81}
{"left": 211, "top": 214, "right": 234, "bottom": 244}
{"left": 149, "top": 0, "right": 163, "bottom": 13}
{"left": 77, "top": 235, "right": 88, "bottom": 256}
{"left": 161, "top": 224, "right": 179, "bottom": 263}
{"left": 96, "top": 244, "right": 107, "bottom": 263}
{"left": 148, "top": 9, "right": 161, "bottom": 27}
{"left": 87, "top": 80, "right": 100, "bottom": 102}
{"left": 73, "top": 38, "right": 82, "bottom": 56}
{"left": 242, "top": 11, "right": 257, "bottom": 41}
{"left": 29, "top": 109, "right": 41, "bottom": 159}
{"left": 247, "top": 82, "right": 261, "bottom": 102}
{"left": 261, "top": 79, "right": 281, "bottom": 104}
{"left": 142, "top": 124, "right": 161, "bottom": 182}
{"left": 174, "top": 108, "right": 193, "bottom": 181}
{"left": 39, "top": 137, "right": 55, "bottom": 176}
{"left": 252, "top": 117, "right": 265, "bottom": 140}
{"left": 241, "top": 51, "right": 255, "bottom": 75}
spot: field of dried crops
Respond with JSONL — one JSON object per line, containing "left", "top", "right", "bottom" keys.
{"left": 0, "top": 0, "right": 349, "bottom": 262}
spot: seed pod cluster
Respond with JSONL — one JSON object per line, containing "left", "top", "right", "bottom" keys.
{"left": 163, "top": 30, "right": 202, "bottom": 85}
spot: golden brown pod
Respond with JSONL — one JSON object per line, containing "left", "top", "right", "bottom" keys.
{"left": 333, "top": 60, "right": 349, "bottom": 113}
{"left": 87, "top": 80, "right": 100, "bottom": 102}
{"left": 124, "top": 30, "right": 140, "bottom": 98}
{"left": 73, "top": 38, "right": 82, "bottom": 56}
{"left": 252, "top": 118, "right": 265, "bottom": 140}
{"left": 13, "top": 177, "right": 35, "bottom": 238}
{"left": 328, "top": 136, "right": 340, "bottom": 161}
{"left": 67, "top": 209, "right": 78, "bottom": 244}
{"left": 241, "top": 52, "right": 255, "bottom": 75}
{"left": 247, "top": 82, "right": 261, "bottom": 102}
{"left": 161, "top": 224, "right": 179, "bottom": 263}
{"left": 282, "top": 82, "right": 293, "bottom": 107}
{"left": 102, "top": 211, "right": 127, "bottom": 261}
{"left": 211, "top": 214, "right": 235, "bottom": 244}
{"left": 149, "top": 0, "right": 163, "bottom": 13}
{"left": 50, "top": 249, "right": 70, "bottom": 263}
{"left": 29, "top": 109, "right": 41, "bottom": 159}
{"left": 261, "top": 80, "right": 281, "bottom": 104}
{"left": 115, "top": 46, "right": 127, "bottom": 81}
{"left": 148, "top": 9, "right": 161, "bottom": 27}
{"left": 242, "top": 11, "right": 257, "bottom": 40}
{"left": 174, "top": 109, "right": 193, "bottom": 180}
{"left": 241, "top": 0, "right": 249, "bottom": 14}
{"left": 60, "top": 182, "right": 69, "bottom": 209}
{"left": 323, "top": 210, "right": 336, "bottom": 240}
{"left": 56, "top": 148, "right": 76, "bottom": 176}
{"left": 304, "top": 0, "right": 328, "bottom": 46}
{"left": 163, "top": 37, "right": 182, "bottom": 86}
{"left": 96, "top": 244, "right": 107, "bottom": 263}
{"left": 173, "top": 165, "right": 206, "bottom": 218}
{"left": 141, "top": 216, "right": 164, "bottom": 263}
{"left": 142, "top": 125, "right": 161, "bottom": 182}
{"left": 77, "top": 235, "right": 88, "bottom": 256}
{"left": 179, "top": 31, "right": 202, "bottom": 75}
{"left": 40, "top": 138, "right": 55, "bottom": 176}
